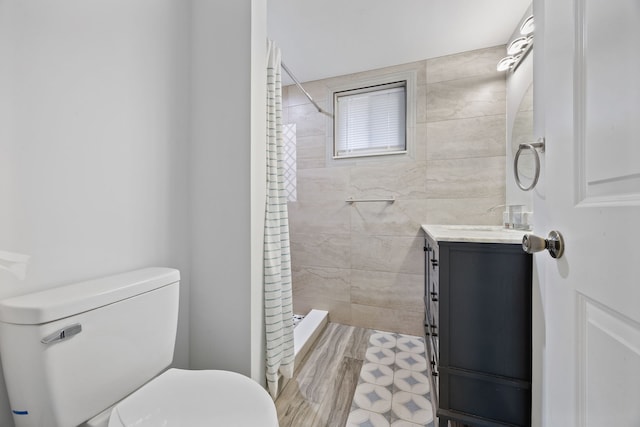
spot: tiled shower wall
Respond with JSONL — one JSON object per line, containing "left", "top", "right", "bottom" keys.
{"left": 284, "top": 46, "right": 506, "bottom": 335}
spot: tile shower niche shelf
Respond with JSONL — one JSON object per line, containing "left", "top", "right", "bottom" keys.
{"left": 422, "top": 225, "right": 532, "bottom": 427}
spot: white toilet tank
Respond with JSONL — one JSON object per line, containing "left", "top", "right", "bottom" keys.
{"left": 0, "top": 268, "right": 180, "bottom": 427}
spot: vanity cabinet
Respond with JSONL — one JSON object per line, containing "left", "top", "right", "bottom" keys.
{"left": 423, "top": 227, "right": 532, "bottom": 427}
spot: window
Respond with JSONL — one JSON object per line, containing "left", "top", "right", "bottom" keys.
{"left": 282, "top": 123, "right": 297, "bottom": 202}
{"left": 333, "top": 81, "right": 407, "bottom": 159}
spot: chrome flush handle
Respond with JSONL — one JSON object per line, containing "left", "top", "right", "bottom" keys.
{"left": 41, "top": 323, "right": 82, "bottom": 344}
{"left": 522, "top": 231, "right": 565, "bottom": 259}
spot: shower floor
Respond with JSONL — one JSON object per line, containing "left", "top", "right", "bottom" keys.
{"left": 292, "top": 313, "right": 305, "bottom": 328}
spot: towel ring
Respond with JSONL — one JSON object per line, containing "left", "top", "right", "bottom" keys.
{"left": 514, "top": 138, "right": 545, "bottom": 191}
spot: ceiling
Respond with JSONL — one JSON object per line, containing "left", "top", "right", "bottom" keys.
{"left": 267, "top": 0, "right": 531, "bottom": 84}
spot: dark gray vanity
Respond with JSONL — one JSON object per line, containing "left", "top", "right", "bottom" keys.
{"left": 422, "top": 225, "right": 532, "bottom": 427}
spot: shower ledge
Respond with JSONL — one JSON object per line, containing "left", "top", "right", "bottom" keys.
{"left": 294, "top": 309, "right": 329, "bottom": 364}
{"left": 277, "top": 309, "right": 328, "bottom": 395}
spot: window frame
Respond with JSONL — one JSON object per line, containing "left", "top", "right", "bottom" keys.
{"left": 332, "top": 81, "right": 408, "bottom": 159}
{"left": 325, "top": 69, "right": 417, "bottom": 166}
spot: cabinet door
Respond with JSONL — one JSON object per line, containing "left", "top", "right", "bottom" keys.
{"left": 441, "top": 242, "right": 531, "bottom": 379}
{"left": 438, "top": 241, "right": 532, "bottom": 427}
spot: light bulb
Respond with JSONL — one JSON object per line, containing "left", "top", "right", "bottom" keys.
{"left": 520, "top": 15, "right": 535, "bottom": 35}
{"left": 496, "top": 56, "right": 519, "bottom": 72}
{"left": 507, "top": 36, "right": 532, "bottom": 55}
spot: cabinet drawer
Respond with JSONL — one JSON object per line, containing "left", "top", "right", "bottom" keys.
{"left": 440, "top": 370, "right": 531, "bottom": 427}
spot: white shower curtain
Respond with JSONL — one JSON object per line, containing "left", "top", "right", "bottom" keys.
{"left": 264, "top": 39, "right": 294, "bottom": 398}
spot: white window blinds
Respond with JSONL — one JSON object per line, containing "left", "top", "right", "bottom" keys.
{"left": 334, "top": 81, "right": 406, "bottom": 158}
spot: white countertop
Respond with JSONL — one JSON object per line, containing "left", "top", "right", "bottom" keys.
{"left": 421, "top": 224, "right": 529, "bottom": 244}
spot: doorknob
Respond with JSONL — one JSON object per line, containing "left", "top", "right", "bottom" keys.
{"left": 522, "top": 230, "right": 565, "bottom": 258}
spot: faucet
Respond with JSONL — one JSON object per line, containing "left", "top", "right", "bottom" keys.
{"left": 487, "top": 204, "right": 506, "bottom": 213}
{"left": 487, "top": 204, "right": 532, "bottom": 230}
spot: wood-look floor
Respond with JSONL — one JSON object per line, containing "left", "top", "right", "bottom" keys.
{"left": 275, "top": 323, "right": 373, "bottom": 427}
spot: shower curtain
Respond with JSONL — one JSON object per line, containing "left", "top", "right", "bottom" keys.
{"left": 264, "top": 39, "right": 294, "bottom": 398}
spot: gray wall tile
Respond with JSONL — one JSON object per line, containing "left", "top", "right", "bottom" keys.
{"left": 427, "top": 45, "right": 505, "bottom": 84}
{"left": 296, "top": 135, "right": 327, "bottom": 170}
{"left": 288, "top": 201, "right": 351, "bottom": 235}
{"left": 425, "top": 196, "right": 505, "bottom": 225}
{"left": 426, "top": 74, "right": 506, "bottom": 122}
{"left": 290, "top": 233, "right": 351, "bottom": 269}
{"left": 351, "top": 235, "right": 423, "bottom": 275}
{"left": 287, "top": 102, "right": 329, "bottom": 137}
{"left": 427, "top": 115, "right": 506, "bottom": 160}
{"left": 296, "top": 167, "right": 349, "bottom": 202}
{"left": 425, "top": 156, "right": 506, "bottom": 199}
{"left": 351, "top": 304, "right": 423, "bottom": 336}
{"left": 351, "top": 270, "right": 423, "bottom": 311}
{"left": 294, "top": 296, "right": 352, "bottom": 325}
{"left": 349, "top": 161, "right": 428, "bottom": 200}
{"left": 293, "top": 266, "right": 351, "bottom": 302}
{"left": 284, "top": 46, "right": 506, "bottom": 334}
{"left": 350, "top": 199, "right": 428, "bottom": 237}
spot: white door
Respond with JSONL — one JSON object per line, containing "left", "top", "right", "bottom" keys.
{"left": 535, "top": 0, "right": 640, "bottom": 425}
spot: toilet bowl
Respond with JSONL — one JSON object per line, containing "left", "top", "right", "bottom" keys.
{"left": 108, "top": 369, "right": 278, "bottom": 427}
{"left": 0, "top": 268, "right": 279, "bottom": 427}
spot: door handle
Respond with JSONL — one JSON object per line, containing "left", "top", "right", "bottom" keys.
{"left": 522, "top": 230, "right": 565, "bottom": 258}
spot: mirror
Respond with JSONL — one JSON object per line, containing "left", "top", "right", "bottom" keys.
{"left": 511, "top": 83, "right": 536, "bottom": 190}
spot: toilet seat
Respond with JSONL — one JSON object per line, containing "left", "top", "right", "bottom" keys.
{"left": 108, "top": 369, "right": 278, "bottom": 427}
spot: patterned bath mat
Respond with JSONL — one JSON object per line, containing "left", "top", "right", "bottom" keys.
{"left": 346, "top": 331, "right": 435, "bottom": 427}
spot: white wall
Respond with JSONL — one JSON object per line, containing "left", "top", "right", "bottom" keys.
{"left": 0, "top": 1, "right": 191, "bottom": 425}
{"left": 250, "top": 0, "right": 268, "bottom": 384}
{"left": 189, "top": 0, "right": 267, "bottom": 382}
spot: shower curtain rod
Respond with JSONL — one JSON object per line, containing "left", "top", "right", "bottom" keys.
{"left": 281, "top": 62, "right": 333, "bottom": 118}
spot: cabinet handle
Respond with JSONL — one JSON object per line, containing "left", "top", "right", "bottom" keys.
{"left": 430, "top": 292, "right": 438, "bottom": 302}
{"left": 430, "top": 359, "right": 439, "bottom": 376}
{"left": 430, "top": 259, "right": 438, "bottom": 267}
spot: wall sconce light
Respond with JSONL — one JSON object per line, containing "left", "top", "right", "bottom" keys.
{"left": 497, "top": 15, "right": 534, "bottom": 72}
{"left": 497, "top": 56, "right": 521, "bottom": 72}
{"left": 507, "top": 36, "right": 533, "bottom": 55}
{"left": 520, "top": 15, "right": 535, "bottom": 36}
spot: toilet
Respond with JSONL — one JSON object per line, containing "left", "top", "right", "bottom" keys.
{"left": 0, "top": 268, "right": 279, "bottom": 427}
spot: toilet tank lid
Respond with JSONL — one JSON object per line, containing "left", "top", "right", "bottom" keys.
{"left": 0, "top": 268, "right": 180, "bottom": 325}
